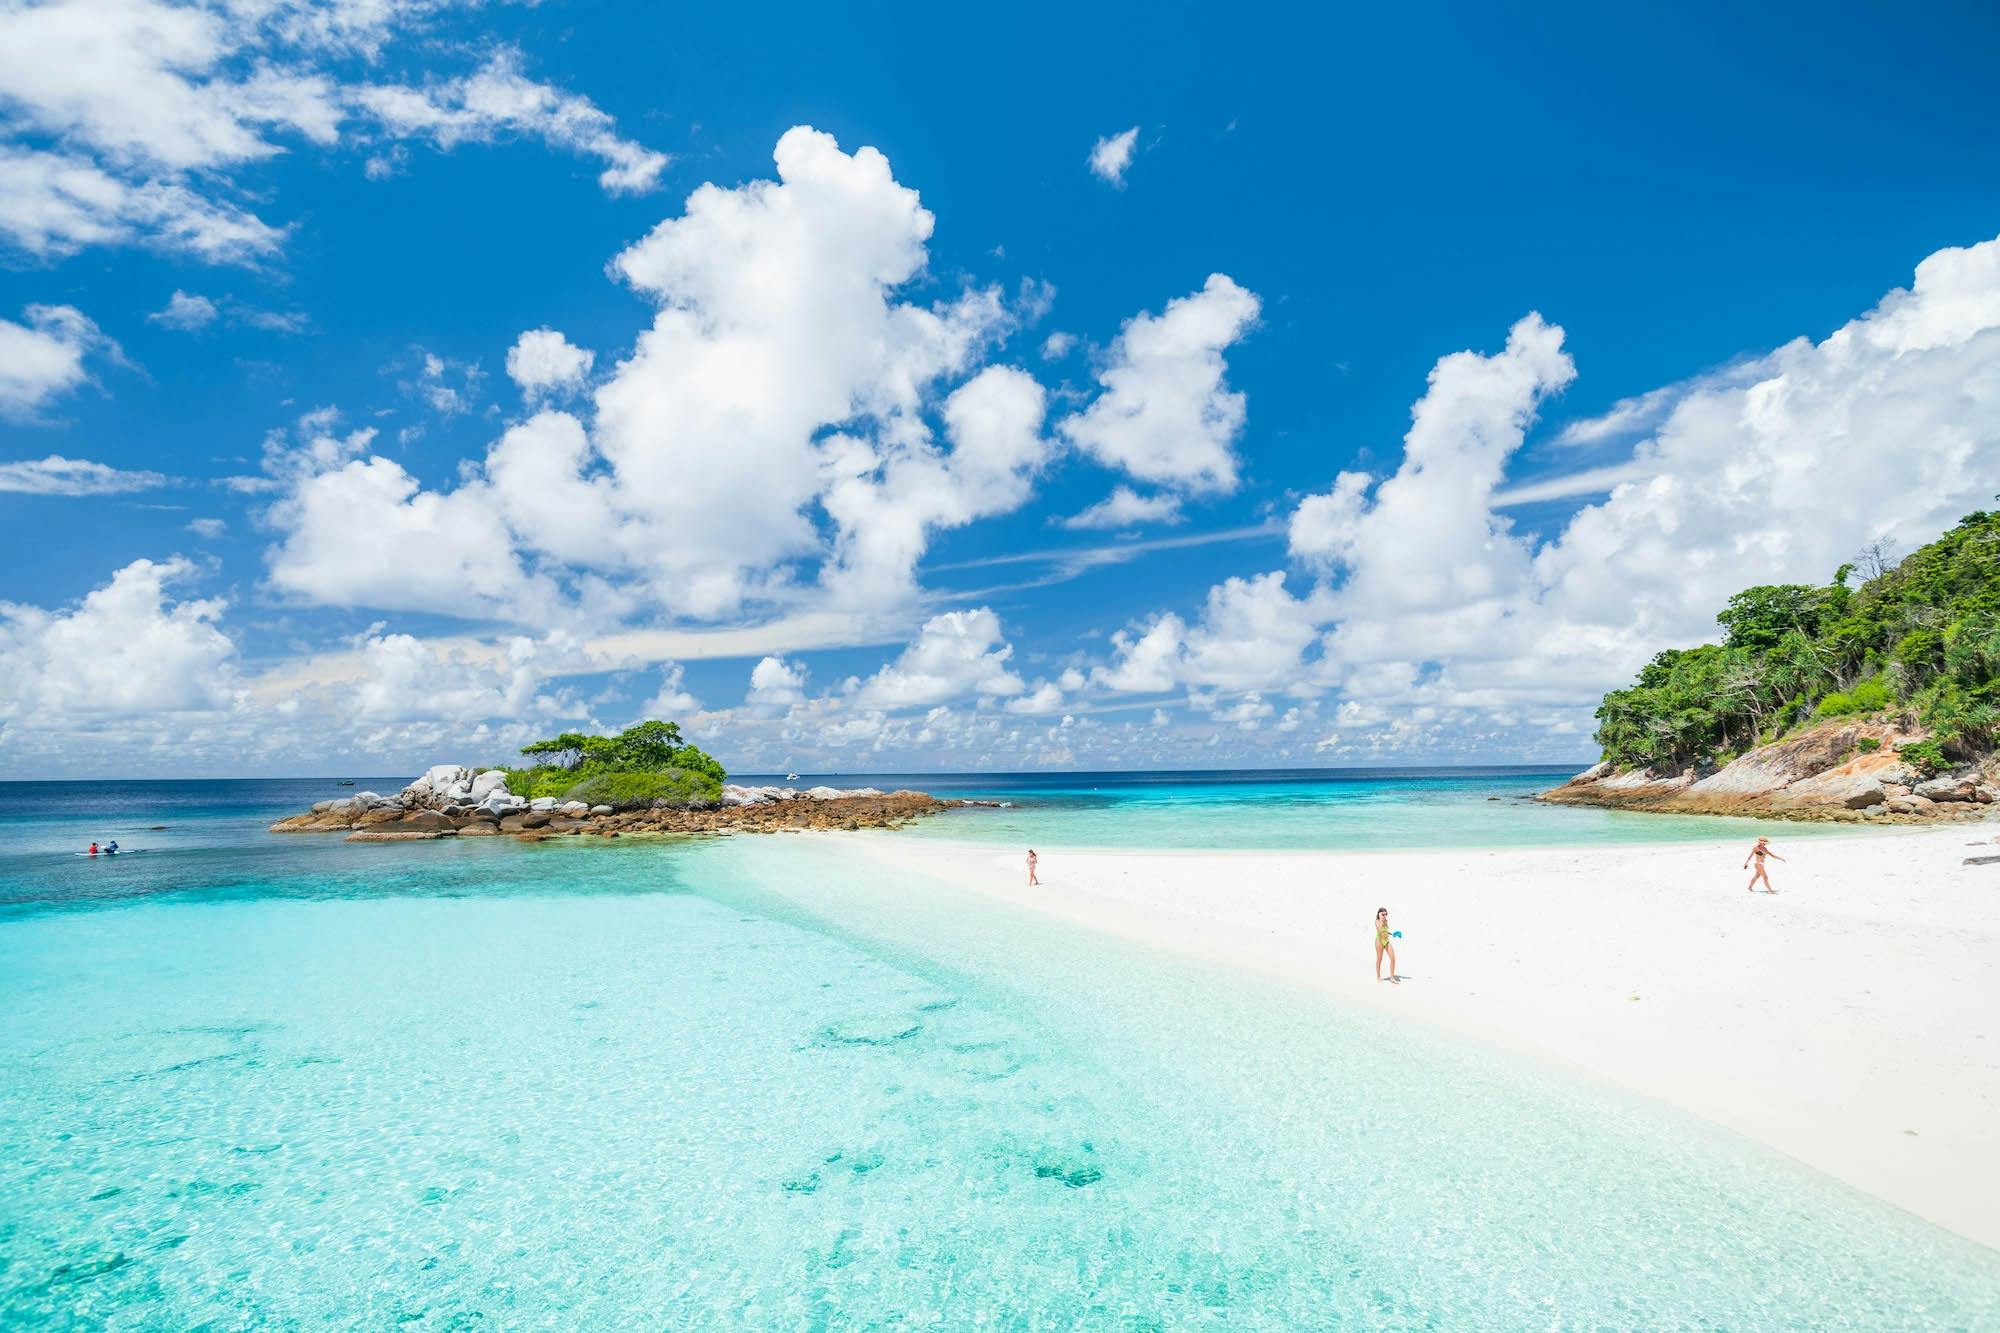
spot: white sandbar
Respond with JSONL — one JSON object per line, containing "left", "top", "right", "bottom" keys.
{"left": 840, "top": 823, "right": 2000, "bottom": 1251}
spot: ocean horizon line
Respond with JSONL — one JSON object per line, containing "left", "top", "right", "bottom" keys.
{"left": 0, "top": 761, "right": 1593, "bottom": 786}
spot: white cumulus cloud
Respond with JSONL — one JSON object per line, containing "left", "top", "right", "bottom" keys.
{"left": 0, "top": 558, "right": 236, "bottom": 720}
{"left": 747, "top": 655, "right": 808, "bottom": 708}
{"left": 642, "top": 662, "right": 700, "bottom": 718}
{"left": 505, "top": 327, "right": 595, "bottom": 397}
{"left": 853, "top": 608, "right": 1026, "bottom": 710}
{"left": 0, "top": 305, "right": 118, "bottom": 418}
{"left": 1059, "top": 274, "right": 1260, "bottom": 494}
{"left": 261, "top": 126, "right": 1040, "bottom": 628}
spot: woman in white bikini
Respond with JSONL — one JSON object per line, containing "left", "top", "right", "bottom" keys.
{"left": 1743, "top": 836, "right": 1784, "bottom": 893}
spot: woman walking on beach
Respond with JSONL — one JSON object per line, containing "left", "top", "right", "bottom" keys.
{"left": 1375, "top": 907, "right": 1399, "bottom": 983}
{"left": 1026, "top": 849, "right": 1039, "bottom": 886}
{"left": 1744, "top": 836, "right": 1784, "bottom": 893}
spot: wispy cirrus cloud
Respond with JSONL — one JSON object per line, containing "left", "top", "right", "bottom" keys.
{"left": 0, "top": 454, "right": 168, "bottom": 496}
{"left": 0, "top": 0, "right": 669, "bottom": 265}
{"left": 148, "top": 289, "right": 308, "bottom": 333}
{"left": 1088, "top": 126, "right": 1139, "bottom": 186}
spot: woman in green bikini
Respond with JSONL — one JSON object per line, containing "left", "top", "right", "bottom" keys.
{"left": 1374, "top": 907, "right": 1399, "bottom": 983}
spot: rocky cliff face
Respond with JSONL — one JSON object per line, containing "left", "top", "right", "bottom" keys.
{"left": 1541, "top": 721, "right": 1998, "bottom": 822}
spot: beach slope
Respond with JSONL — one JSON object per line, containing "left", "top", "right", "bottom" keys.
{"left": 838, "top": 825, "right": 2000, "bottom": 1251}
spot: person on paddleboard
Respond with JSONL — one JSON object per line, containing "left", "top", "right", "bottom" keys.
{"left": 89, "top": 842, "right": 99, "bottom": 856}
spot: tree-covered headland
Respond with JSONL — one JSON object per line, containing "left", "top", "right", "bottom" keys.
{"left": 1592, "top": 510, "right": 2000, "bottom": 778}
{"left": 499, "top": 720, "right": 727, "bottom": 806}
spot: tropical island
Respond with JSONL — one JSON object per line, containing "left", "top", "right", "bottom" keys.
{"left": 1544, "top": 509, "right": 2000, "bottom": 820}
{"left": 270, "top": 719, "right": 950, "bottom": 840}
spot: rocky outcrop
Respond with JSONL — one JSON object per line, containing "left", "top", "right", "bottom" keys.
{"left": 1541, "top": 721, "right": 1998, "bottom": 823}
{"left": 720, "top": 783, "right": 886, "bottom": 805}
{"left": 1916, "top": 772, "right": 1997, "bottom": 803}
{"left": 272, "top": 772, "right": 954, "bottom": 840}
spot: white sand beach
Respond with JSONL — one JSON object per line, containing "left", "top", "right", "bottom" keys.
{"left": 841, "top": 824, "right": 2000, "bottom": 1252}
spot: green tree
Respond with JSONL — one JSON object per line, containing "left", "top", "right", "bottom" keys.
{"left": 610, "top": 720, "right": 685, "bottom": 767}
{"left": 1715, "top": 584, "right": 1831, "bottom": 653}
{"left": 518, "top": 731, "right": 594, "bottom": 769}
{"left": 1592, "top": 511, "right": 2000, "bottom": 770}
{"left": 502, "top": 718, "right": 727, "bottom": 807}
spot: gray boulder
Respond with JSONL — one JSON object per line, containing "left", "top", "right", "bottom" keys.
{"left": 397, "top": 765, "right": 473, "bottom": 809}
{"left": 805, "top": 784, "right": 885, "bottom": 801}
{"left": 1915, "top": 772, "right": 1984, "bottom": 802}
{"left": 1778, "top": 769, "right": 1886, "bottom": 810}
{"left": 470, "top": 770, "right": 511, "bottom": 801}
{"left": 477, "top": 791, "right": 525, "bottom": 817}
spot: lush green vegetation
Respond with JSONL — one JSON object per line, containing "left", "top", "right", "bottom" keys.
{"left": 556, "top": 770, "right": 722, "bottom": 808}
{"left": 1594, "top": 511, "right": 2000, "bottom": 774}
{"left": 497, "top": 720, "right": 726, "bottom": 807}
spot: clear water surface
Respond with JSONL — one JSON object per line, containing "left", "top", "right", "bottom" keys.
{"left": 0, "top": 774, "right": 1988, "bottom": 1329}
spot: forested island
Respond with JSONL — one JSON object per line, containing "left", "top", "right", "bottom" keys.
{"left": 1545, "top": 510, "right": 2000, "bottom": 820}
{"left": 271, "top": 720, "right": 950, "bottom": 840}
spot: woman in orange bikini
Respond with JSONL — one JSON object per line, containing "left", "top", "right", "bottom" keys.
{"left": 1743, "top": 836, "right": 1784, "bottom": 893}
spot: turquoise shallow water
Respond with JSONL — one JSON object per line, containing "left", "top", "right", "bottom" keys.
{"left": 0, "top": 776, "right": 1989, "bottom": 1328}
{"left": 838, "top": 767, "right": 1855, "bottom": 851}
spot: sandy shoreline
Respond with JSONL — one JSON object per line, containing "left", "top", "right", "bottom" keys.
{"left": 838, "top": 823, "right": 2000, "bottom": 1252}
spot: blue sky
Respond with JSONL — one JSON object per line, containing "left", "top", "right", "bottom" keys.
{"left": 3, "top": 0, "right": 1999, "bottom": 778}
